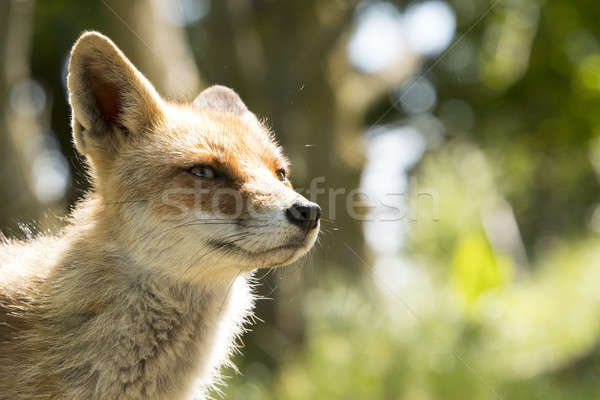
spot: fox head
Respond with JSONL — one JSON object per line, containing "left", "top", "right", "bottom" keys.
{"left": 67, "top": 32, "right": 320, "bottom": 284}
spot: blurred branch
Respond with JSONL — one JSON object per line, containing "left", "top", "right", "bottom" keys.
{"left": 327, "top": 36, "right": 420, "bottom": 168}
{"left": 102, "top": 0, "right": 204, "bottom": 100}
{"left": 295, "top": 0, "right": 359, "bottom": 78}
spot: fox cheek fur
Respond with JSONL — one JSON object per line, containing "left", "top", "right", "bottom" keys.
{"left": 0, "top": 31, "right": 319, "bottom": 399}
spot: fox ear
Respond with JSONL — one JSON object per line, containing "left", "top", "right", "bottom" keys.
{"left": 67, "top": 31, "right": 163, "bottom": 155}
{"left": 193, "top": 85, "right": 248, "bottom": 115}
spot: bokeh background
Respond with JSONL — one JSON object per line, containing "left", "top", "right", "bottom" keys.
{"left": 2, "top": 0, "right": 600, "bottom": 398}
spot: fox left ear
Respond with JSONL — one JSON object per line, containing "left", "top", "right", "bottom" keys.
{"left": 193, "top": 85, "right": 248, "bottom": 115}
{"left": 67, "top": 31, "right": 163, "bottom": 156}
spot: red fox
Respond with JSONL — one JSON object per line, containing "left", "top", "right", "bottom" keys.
{"left": 0, "top": 32, "right": 320, "bottom": 399}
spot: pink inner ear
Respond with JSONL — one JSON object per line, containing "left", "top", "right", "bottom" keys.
{"left": 89, "top": 74, "right": 120, "bottom": 126}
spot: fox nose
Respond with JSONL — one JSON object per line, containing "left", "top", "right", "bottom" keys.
{"left": 286, "top": 202, "right": 321, "bottom": 231}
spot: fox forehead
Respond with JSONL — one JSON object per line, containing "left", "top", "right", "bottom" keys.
{"left": 154, "top": 104, "right": 289, "bottom": 175}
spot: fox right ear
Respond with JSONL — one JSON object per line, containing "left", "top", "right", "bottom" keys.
{"left": 193, "top": 85, "right": 248, "bottom": 115}
{"left": 67, "top": 31, "right": 163, "bottom": 156}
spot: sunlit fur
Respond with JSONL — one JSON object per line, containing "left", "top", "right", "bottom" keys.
{"left": 0, "top": 32, "right": 319, "bottom": 399}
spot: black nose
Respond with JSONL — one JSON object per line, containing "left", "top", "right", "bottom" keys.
{"left": 286, "top": 203, "right": 321, "bottom": 231}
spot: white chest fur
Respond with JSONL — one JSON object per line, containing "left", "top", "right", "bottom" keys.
{"left": 55, "top": 274, "right": 254, "bottom": 400}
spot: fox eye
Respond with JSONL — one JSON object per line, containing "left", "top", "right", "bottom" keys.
{"left": 276, "top": 169, "right": 287, "bottom": 181}
{"left": 189, "top": 165, "right": 218, "bottom": 179}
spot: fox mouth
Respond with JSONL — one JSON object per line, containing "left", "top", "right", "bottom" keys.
{"left": 207, "top": 234, "right": 316, "bottom": 266}
{"left": 208, "top": 240, "right": 303, "bottom": 257}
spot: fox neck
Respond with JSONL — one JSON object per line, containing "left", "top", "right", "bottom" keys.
{"left": 42, "top": 194, "right": 254, "bottom": 398}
